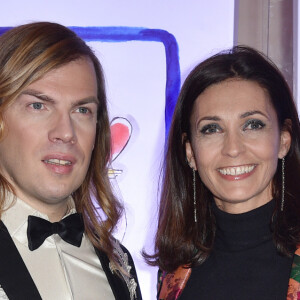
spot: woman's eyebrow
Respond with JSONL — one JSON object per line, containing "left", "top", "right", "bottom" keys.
{"left": 240, "top": 110, "right": 269, "bottom": 119}
{"left": 195, "top": 116, "right": 221, "bottom": 129}
{"left": 198, "top": 116, "right": 221, "bottom": 122}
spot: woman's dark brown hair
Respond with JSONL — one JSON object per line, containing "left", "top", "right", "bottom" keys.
{"left": 147, "top": 46, "right": 300, "bottom": 272}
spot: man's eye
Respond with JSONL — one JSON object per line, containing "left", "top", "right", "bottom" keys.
{"left": 30, "top": 102, "right": 44, "bottom": 110}
{"left": 244, "top": 119, "right": 265, "bottom": 130}
{"left": 200, "top": 124, "right": 221, "bottom": 134}
{"left": 77, "top": 107, "right": 90, "bottom": 114}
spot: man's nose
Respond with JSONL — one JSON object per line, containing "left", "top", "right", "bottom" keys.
{"left": 48, "top": 113, "right": 77, "bottom": 144}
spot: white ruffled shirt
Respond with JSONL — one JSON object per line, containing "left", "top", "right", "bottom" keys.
{"left": 0, "top": 193, "right": 115, "bottom": 300}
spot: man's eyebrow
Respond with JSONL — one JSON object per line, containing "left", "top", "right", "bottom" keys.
{"left": 240, "top": 110, "right": 269, "bottom": 119}
{"left": 20, "top": 89, "right": 99, "bottom": 106}
{"left": 74, "top": 97, "right": 99, "bottom": 106}
{"left": 21, "top": 89, "right": 54, "bottom": 102}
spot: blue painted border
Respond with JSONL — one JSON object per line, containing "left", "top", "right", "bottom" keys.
{"left": 0, "top": 26, "right": 180, "bottom": 136}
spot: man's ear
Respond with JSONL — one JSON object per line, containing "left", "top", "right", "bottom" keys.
{"left": 278, "top": 119, "right": 292, "bottom": 159}
{"left": 183, "top": 133, "right": 197, "bottom": 170}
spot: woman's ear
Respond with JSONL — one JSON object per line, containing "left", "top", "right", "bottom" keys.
{"left": 278, "top": 119, "right": 292, "bottom": 159}
{"left": 183, "top": 134, "right": 197, "bottom": 170}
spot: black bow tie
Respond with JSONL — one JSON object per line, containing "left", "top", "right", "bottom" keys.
{"left": 27, "top": 213, "right": 84, "bottom": 251}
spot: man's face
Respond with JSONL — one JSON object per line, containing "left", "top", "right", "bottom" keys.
{"left": 0, "top": 58, "right": 98, "bottom": 213}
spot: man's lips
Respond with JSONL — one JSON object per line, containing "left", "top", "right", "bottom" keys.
{"left": 42, "top": 154, "right": 76, "bottom": 174}
{"left": 42, "top": 154, "right": 76, "bottom": 165}
{"left": 43, "top": 158, "right": 72, "bottom": 166}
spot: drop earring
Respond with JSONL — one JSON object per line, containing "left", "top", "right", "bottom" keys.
{"left": 281, "top": 157, "right": 285, "bottom": 212}
{"left": 192, "top": 168, "right": 197, "bottom": 223}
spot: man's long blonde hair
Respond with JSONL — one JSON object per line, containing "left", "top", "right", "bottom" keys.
{"left": 0, "top": 22, "right": 123, "bottom": 268}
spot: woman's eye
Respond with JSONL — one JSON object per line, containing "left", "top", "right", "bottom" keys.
{"left": 244, "top": 119, "right": 265, "bottom": 130}
{"left": 30, "top": 102, "right": 44, "bottom": 110}
{"left": 200, "top": 123, "right": 221, "bottom": 134}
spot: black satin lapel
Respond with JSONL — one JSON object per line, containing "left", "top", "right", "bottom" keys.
{"left": 95, "top": 247, "right": 130, "bottom": 300}
{"left": 0, "top": 221, "right": 41, "bottom": 300}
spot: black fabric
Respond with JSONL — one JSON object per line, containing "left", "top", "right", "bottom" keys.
{"left": 180, "top": 200, "right": 293, "bottom": 300}
{"left": 27, "top": 213, "right": 84, "bottom": 251}
{"left": 95, "top": 244, "right": 143, "bottom": 300}
{"left": 0, "top": 220, "right": 142, "bottom": 300}
{"left": 0, "top": 221, "right": 41, "bottom": 300}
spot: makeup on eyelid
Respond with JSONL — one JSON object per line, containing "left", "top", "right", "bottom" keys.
{"left": 199, "top": 119, "right": 266, "bottom": 136}
{"left": 186, "top": 79, "right": 289, "bottom": 213}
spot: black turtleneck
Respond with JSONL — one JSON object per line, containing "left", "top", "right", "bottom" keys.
{"left": 179, "top": 200, "right": 293, "bottom": 300}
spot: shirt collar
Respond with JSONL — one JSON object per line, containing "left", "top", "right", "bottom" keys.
{"left": 1, "top": 191, "right": 76, "bottom": 246}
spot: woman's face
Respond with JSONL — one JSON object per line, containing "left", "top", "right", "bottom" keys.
{"left": 185, "top": 79, "right": 291, "bottom": 214}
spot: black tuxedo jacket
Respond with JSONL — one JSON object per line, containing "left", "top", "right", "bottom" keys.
{"left": 0, "top": 221, "right": 142, "bottom": 300}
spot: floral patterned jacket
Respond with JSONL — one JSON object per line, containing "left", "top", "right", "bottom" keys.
{"left": 157, "top": 265, "right": 191, "bottom": 300}
{"left": 287, "top": 246, "right": 300, "bottom": 300}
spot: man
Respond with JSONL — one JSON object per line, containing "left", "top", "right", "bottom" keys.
{"left": 0, "top": 22, "right": 141, "bottom": 300}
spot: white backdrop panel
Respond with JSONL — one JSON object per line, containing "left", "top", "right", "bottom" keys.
{"left": 0, "top": 1, "right": 234, "bottom": 299}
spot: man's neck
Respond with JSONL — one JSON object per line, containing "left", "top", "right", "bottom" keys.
{"left": 5, "top": 191, "right": 72, "bottom": 222}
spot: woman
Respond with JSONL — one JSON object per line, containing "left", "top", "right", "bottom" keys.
{"left": 150, "top": 46, "right": 300, "bottom": 299}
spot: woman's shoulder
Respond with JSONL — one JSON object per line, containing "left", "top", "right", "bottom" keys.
{"left": 157, "top": 265, "right": 191, "bottom": 300}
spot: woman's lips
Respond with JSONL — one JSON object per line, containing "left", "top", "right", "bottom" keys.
{"left": 217, "top": 164, "right": 257, "bottom": 180}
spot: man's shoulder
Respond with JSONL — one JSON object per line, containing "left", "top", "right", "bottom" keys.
{"left": 111, "top": 239, "right": 135, "bottom": 268}
{"left": 94, "top": 239, "right": 142, "bottom": 300}
{"left": 95, "top": 238, "right": 137, "bottom": 282}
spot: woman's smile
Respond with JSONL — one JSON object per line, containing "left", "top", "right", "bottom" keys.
{"left": 185, "top": 79, "right": 291, "bottom": 213}
{"left": 217, "top": 164, "right": 257, "bottom": 180}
